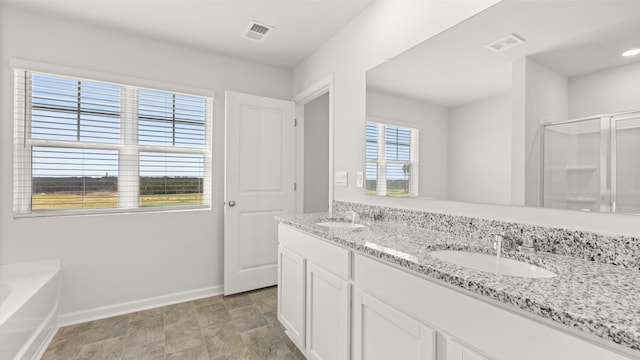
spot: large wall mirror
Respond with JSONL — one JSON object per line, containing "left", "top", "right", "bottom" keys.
{"left": 366, "top": 0, "right": 640, "bottom": 215}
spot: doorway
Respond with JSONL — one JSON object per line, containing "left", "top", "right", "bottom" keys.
{"left": 294, "top": 74, "right": 334, "bottom": 214}
{"left": 302, "top": 93, "right": 330, "bottom": 212}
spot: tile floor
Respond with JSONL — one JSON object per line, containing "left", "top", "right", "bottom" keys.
{"left": 42, "top": 286, "right": 306, "bottom": 360}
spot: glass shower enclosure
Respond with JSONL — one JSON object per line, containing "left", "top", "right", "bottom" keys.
{"left": 541, "top": 111, "right": 640, "bottom": 214}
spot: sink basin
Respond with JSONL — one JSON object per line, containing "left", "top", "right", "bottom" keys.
{"left": 315, "top": 221, "right": 365, "bottom": 229}
{"left": 430, "top": 251, "right": 557, "bottom": 278}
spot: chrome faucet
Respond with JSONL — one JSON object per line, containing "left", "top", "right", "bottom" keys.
{"left": 345, "top": 210, "right": 360, "bottom": 225}
{"left": 493, "top": 232, "right": 537, "bottom": 254}
{"left": 494, "top": 233, "right": 504, "bottom": 257}
{"left": 493, "top": 232, "right": 514, "bottom": 252}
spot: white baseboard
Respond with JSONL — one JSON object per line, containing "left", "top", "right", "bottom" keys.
{"left": 58, "top": 285, "right": 223, "bottom": 326}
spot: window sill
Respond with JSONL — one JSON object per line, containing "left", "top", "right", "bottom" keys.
{"left": 13, "top": 204, "right": 212, "bottom": 219}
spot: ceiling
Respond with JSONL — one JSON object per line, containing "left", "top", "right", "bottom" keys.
{"left": 367, "top": 0, "right": 640, "bottom": 108}
{"left": 1, "top": 0, "right": 374, "bottom": 69}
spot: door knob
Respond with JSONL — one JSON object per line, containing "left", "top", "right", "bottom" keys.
{"left": 228, "top": 200, "right": 236, "bottom": 207}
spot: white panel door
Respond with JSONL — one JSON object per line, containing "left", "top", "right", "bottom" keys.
{"left": 277, "top": 245, "right": 306, "bottom": 349}
{"left": 224, "top": 91, "right": 295, "bottom": 295}
{"left": 353, "top": 289, "right": 436, "bottom": 360}
{"left": 306, "top": 263, "right": 350, "bottom": 360}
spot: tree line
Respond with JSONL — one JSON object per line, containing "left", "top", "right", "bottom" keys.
{"left": 33, "top": 177, "right": 203, "bottom": 195}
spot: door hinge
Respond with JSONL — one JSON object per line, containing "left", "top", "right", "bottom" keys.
{"left": 294, "top": 182, "right": 297, "bottom": 191}
{"left": 294, "top": 118, "right": 298, "bottom": 127}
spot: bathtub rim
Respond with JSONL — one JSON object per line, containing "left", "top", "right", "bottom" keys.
{"left": 0, "top": 259, "right": 61, "bottom": 327}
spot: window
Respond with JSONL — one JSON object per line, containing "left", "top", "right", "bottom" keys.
{"left": 13, "top": 70, "right": 212, "bottom": 216}
{"left": 365, "top": 121, "right": 419, "bottom": 197}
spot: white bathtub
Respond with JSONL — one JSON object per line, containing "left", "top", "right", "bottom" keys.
{"left": 0, "top": 259, "right": 61, "bottom": 360}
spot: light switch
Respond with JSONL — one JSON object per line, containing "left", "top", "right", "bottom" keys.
{"left": 356, "top": 171, "right": 364, "bottom": 188}
{"left": 335, "top": 171, "right": 348, "bottom": 187}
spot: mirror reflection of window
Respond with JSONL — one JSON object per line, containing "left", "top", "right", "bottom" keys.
{"left": 366, "top": 122, "right": 419, "bottom": 197}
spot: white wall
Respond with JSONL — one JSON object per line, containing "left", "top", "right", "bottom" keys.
{"left": 293, "top": 0, "right": 640, "bottom": 237}
{"left": 511, "top": 58, "right": 526, "bottom": 205}
{"left": 523, "top": 58, "right": 569, "bottom": 207}
{"left": 569, "top": 61, "right": 640, "bottom": 118}
{"left": 304, "top": 93, "right": 330, "bottom": 213}
{"left": 366, "top": 89, "right": 448, "bottom": 199}
{"left": 448, "top": 94, "right": 512, "bottom": 205}
{"left": 0, "top": 7, "right": 292, "bottom": 316}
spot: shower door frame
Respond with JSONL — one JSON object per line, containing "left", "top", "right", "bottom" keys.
{"left": 540, "top": 110, "right": 640, "bottom": 213}
{"left": 610, "top": 111, "right": 640, "bottom": 213}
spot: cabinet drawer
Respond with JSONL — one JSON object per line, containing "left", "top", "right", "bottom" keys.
{"left": 278, "top": 224, "right": 350, "bottom": 280}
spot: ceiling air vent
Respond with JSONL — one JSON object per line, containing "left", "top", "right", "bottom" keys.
{"left": 485, "top": 34, "right": 525, "bottom": 53}
{"left": 243, "top": 21, "right": 274, "bottom": 43}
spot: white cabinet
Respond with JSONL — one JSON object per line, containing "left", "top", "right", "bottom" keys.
{"left": 277, "top": 225, "right": 350, "bottom": 360}
{"left": 446, "top": 339, "right": 489, "bottom": 360}
{"left": 278, "top": 225, "right": 635, "bottom": 360}
{"left": 306, "top": 263, "right": 350, "bottom": 360}
{"left": 353, "top": 253, "right": 634, "bottom": 360}
{"left": 353, "top": 288, "right": 436, "bottom": 360}
{"left": 277, "top": 245, "right": 306, "bottom": 348}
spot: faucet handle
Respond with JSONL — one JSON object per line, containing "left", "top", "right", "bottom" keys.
{"left": 518, "top": 236, "right": 537, "bottom": 253}
{"left": 513, "top": 236, "right": 524, "bottom": 247}
{"left": 372, "top": 208, "right": 385, "bottom": 221}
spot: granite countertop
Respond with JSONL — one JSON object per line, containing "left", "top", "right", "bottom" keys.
{"left": 277, "top": 213, "right": 640, "bottom": 354}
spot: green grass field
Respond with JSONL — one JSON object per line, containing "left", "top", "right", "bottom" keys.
{"left": 32, "top": 192, "right": 203, "bottom": 210}
{"left": 365, "top": 189, "right": 409, "bottom": 197}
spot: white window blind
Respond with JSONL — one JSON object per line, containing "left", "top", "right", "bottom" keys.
{"left": 30, "top": 74, "right": 121, "bottom": 143}
{"left": 13, "top": 70, "right": 213, "bottom": 217}
{"left": 138, "top": 89, "right": 207, "bottom": 147}
{"left": 365, "top": 122, "right": 419, "bottom": 197}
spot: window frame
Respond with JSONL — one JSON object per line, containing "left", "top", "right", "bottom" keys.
{"left": 365, "top": 121, "right": 419, "bottom": 197}
{"left": 13, "top": 63, "right": 214, "bottom": 218}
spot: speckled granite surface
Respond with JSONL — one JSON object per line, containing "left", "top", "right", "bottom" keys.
{"left": 334, "top": 201, "right": 640, "bottom": 269}
{"left": 276, "top": 212, "right": 640, "bottom": 354}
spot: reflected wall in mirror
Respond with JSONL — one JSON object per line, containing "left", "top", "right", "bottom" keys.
{"left": 366, "top": 0, "right": 640, "bottom": 214}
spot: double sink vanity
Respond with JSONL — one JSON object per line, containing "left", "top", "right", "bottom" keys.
{"left": 276, "top": 205, "right": 640, "bottom": 360}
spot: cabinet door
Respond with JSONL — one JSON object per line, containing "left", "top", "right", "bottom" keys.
{"left": 277, "top": 245, "right": 306, "bottom": 349}
{"left": 353, "top": 289, "right": 436, "bottom": 360}
{"left": 446, "top": 339, "right": 490, "bottom": 360}
{"left": 306, "top": 263, "right": 350, "bottom": 360}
